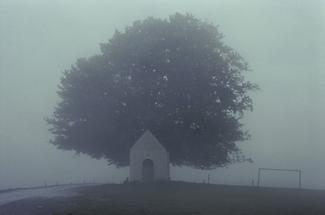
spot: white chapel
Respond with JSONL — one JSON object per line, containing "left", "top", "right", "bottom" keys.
{"left": 129, "top": 130, "right": 170, "bottom": 182}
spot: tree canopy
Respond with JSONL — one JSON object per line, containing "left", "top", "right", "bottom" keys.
{"left": 47, "top": 13, "right": 257, "bottom": 169}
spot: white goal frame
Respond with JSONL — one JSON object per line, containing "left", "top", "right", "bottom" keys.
{"left": 257, "top": 168, "right": 302, "bottom": 189}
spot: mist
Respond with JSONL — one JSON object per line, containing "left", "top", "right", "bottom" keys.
{"left": 1, "top": 0, "right": 324, "bottom": 190}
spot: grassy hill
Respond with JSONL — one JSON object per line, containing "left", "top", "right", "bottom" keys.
{"left": 2, "top": 182, "right": 325, "bottom": 215}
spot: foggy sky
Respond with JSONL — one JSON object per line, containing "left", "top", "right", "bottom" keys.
{"left": 0, "top": 0, "right": 324, "bottom": 189}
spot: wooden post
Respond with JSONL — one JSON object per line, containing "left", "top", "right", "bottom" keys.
{"left": 299, "top": 170, "right": 302, "bottom": 189}
{"left": 208, "top": 174, "right": 210, "bottom": 184}
{"left": 257, "top": 168, "right": 261, "bottom": 187}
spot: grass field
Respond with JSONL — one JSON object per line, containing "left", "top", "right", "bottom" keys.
{"left": 58, "top": 182, "right": 325, "bottom": 215}
{"left": 2, "top": 181, "right": 325, "bottom": 215}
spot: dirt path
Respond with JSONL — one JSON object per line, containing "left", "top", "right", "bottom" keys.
{"left": 0, "top": 184, "right": 99, "bottom": 215}
{"left": 0, "top": 184, "right": 89, "bottom": 207}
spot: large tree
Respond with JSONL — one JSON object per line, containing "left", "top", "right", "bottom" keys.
{"left": 47, "top": 13, "right": 257, "bottom": 169}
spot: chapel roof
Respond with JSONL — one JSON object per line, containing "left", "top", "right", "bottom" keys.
{"left": 130, "top": 130, "right": 167, "bottom": 153}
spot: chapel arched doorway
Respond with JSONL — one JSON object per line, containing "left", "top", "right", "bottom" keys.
{"left": 142, "top": 159, "right": 154, "bottom": 182}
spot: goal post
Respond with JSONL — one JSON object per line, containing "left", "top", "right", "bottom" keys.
{"left": 257, "top": 168, "right": 302, "bottom": 189}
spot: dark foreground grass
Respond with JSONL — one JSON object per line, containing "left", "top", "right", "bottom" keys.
{"left": 2, "top": 181, "right": 325, "bottom": 215}
{"left": 63, "top": 182, "right": 325, "bottom": 215}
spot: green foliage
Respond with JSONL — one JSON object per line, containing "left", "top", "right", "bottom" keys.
{"left": 47, "top": 13, "right": 257, "bottom": 169}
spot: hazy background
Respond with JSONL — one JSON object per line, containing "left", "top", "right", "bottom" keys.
{"left": 0, "top": 0, "right": 324, "bottom": 190}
